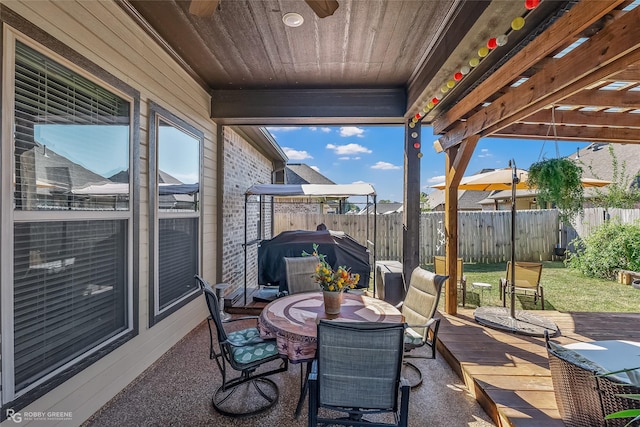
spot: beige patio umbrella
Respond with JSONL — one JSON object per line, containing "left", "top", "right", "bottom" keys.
{"left": 431, "top": 167, "right": 610, "bottom": 191}
{"left": 431, "top": 162, "right": 609, "bottom": 336}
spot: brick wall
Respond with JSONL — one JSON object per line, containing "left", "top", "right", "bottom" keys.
{"left": 222, "top": 128, "right": 274, "bottom": 294}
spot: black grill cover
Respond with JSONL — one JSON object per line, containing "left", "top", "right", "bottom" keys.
{"left": 258, "top": 230, "right": 370, "bottom": 291}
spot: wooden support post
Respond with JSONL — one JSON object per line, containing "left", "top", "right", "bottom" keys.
{"left": 443, "top": 136, "right": 478, "bottom": 314}
{"left": 403, "top": 121, "right": 421, "bottom": 282}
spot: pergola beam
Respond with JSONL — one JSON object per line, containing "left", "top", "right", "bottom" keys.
{"left": 494, "top": 123, "right": 640, "bottom": 143}
{"left": 520, "top": 109, "right": 640, "bottom": 128}
{"left": 443, "top": 136, "right": 478, "bottom": 315}
{"left": 559, "top": 89, "right": 640, "bottom": 109}
{"left": 432, "top": 0, "right": 626, "bottom": 135}
{"left": 437, "top": 5, "right": 640, "bottom": 151}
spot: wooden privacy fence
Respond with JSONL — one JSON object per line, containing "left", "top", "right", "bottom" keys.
{"left": 275, "top": 209, "right": 560, "bottom": 264}
{"left": 563, "top": 208, "right": 640, "bottom": 249}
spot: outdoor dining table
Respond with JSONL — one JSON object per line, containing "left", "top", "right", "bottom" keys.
{"left": 257, "top": 291, "right": 404, "bottom": 417}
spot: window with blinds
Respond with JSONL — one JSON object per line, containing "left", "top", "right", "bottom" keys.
{"left": 150, "top": 105, "right": 202, "bottom": 320}
{"left": 10, "top": 41, "right": 131, "bottom": 393}
{"left": 14, "top": 41, "right": 130, "bottom": 212}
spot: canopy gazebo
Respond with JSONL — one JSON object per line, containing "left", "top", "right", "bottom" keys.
{"left": 243, "top": 183, "right": 377, "bottom": 306}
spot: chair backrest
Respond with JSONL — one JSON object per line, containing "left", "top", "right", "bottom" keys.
{"left": 284, "top": 256, "right": 319, "bottom": 294}
{"left": 505, "top": 261, "right": 542, "bottom": 290}
{"left": 316, "top": 320, "right": 405, "bottom": 410}
{"left": 402, "top": 267, "right": 447, "bottom": 332}
{"left": 434, "top": 256, "right": 463, "bottom": 284}
{"left": 194, "top": 275, "right": 228, "bottom": 344}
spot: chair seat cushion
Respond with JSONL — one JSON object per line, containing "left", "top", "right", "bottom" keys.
{"left": 404, "top": 327, "right": 423, "bottom": 346}
{"left": 228, "top": 330, "right": 279, "bottom": 364}
{"left": 227, "top": 327, "right": 261, "bottom": 346}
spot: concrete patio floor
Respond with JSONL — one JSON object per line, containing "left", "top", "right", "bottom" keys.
{"left": 83, "top": 318, "right": 494, "bottom": 427}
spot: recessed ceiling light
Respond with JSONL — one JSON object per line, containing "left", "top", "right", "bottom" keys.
{"left": 283, "top": 12, "right": 304, "bottom": 27}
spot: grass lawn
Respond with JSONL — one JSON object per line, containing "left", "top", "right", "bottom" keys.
{"left": 427, "top": 261, "right": 640, "bottom": 312}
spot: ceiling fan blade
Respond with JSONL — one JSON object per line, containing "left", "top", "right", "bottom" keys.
{"left": 188, "top": 0, "right": 219, "bottom": 17}
{"left": 305, "top": 0, "right": 339, "bottom": 18}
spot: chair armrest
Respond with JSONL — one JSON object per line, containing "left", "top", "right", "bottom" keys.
{"left": 407, "top": 317, "right": 437, "bottom": 330}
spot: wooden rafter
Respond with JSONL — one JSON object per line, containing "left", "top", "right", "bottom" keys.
{"left": 494, "top": 123, "right": 640, "bottom": 143}
{"left": 437, "top": 5, "right": 640, "bottom": 151}
{"left": 521, "top": 109, "right": 640, "bottom": 128}
{"left": 432, "top": 0, "right": 626, "bottom": 135}
{"left": 559, "top": 89, "right": 640, "bottom": 109}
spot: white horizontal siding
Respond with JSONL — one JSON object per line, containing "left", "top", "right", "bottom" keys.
{"left": 3, "top": 1, "right": 216, "bottom": 425}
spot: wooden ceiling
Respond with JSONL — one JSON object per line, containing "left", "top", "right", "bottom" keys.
{"left": 120, "top": 0, "right": 573, "bottom": 125}
{"left": 120, "top": 0, "right": 640, "bottom": 146}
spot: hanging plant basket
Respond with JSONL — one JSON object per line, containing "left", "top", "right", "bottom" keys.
{"left": 528, "top": 158, "right": 584, "bottom": 223}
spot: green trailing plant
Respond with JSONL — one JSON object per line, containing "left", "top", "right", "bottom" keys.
{"left": 565, "top": 219, "right": 640, "bottom": 279}
{"left": 528, "top": 157, "right": 584, "bottom": 223}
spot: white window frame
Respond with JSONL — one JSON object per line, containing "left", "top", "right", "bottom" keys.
{"left": 0, "top": 28, "right": 135, "bottom": 405}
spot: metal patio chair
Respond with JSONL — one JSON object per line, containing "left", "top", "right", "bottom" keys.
{"left": 400, "top": 267, "right": 448, "bottom": 388}
{"left": 284, "top": 256, "right": 320, "bottom": 294}
{"left": 500, "top": 261, "right": 544, "bottom": 309}
{"left": 308, "top": 320, "right": 409, "bottom": 427}
{"left": 195, "top": 275, "right": 288, "bottom": 417}
{"left": 434, "top": 255, "right": 466, "bottom": 306}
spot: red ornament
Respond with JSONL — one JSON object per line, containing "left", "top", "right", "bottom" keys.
{"left": 487, "top": 38, "right": 497, "bottom": 49}
{"left": 413, "top": 142, "right": 421, "bottom": 149}
{"left": 525, "top": 0, "right": 540, "bottom": 10}
{"left": 432, "top": 97, "right": 439, "bottom": 105}
{"left": 454, "top": 72, "right": 463, "bottom": 81}
{"left": 415, "top": 113, "right": 421, "bottom": 120}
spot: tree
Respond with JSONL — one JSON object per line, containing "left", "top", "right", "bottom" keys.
{"left": 420, "top": 192, "right": 432, "bottom": 212}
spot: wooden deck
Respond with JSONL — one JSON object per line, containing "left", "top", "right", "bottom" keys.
{"left": 437, "top": 308, "right": 640, "bottom": 427}
{"left": 225, "top": 289, "right": 640, "bottom": 427}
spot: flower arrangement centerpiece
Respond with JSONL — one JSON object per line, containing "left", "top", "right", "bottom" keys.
{"left": 303, "top": 243, "right": 360, "bottom": 314}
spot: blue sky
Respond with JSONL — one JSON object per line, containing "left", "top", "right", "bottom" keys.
{"left": 267, "top": 125, "right": 590, "bottom": 203}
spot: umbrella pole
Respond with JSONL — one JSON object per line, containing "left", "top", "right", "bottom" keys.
{"left": 510, "top": 160, "right": 518, "bottom": 319}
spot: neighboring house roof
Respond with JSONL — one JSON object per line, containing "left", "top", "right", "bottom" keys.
{"left": 483, "top": 189, "right": 538, "bottom": 202}
{"left": 285, "top": 163, "right": 336, "bottom": 185}
{"left": 572, "top": 142, "right": 640, "bottom": 187}
{"left": 358, "top": 202, "right": 403, "bottom": 215}
{"left": 431, "top": 189, "right": 492, "bottom": 210}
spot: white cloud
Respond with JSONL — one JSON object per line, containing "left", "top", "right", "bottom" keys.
{"left": 326, "top": 143, "right": 372, "bottom": 155}
{"left": 427, "top": 175, "right": 445, "bottom": 183}
{"left": 283, "top": 147, "right": 313, "bottom": 160}
{"left": 310, "top": 165, "right": 320, "bottom": 172}
{"left": 309, "top": 126, "right": 317, "bottom": 131}
{"left": 339, "top": 126, "right": 365, "bottom": 137}
{"left": 478, "top": 148, "right": 492, "bottom": 158}
{"left": 338, "top": 156, "right": 350, "bottom": 160}
{"left": 321, "top": 127, "right": 331, "bottom": 133}
{"left": 371, "top": 161, "right": 401, "bottom": 170}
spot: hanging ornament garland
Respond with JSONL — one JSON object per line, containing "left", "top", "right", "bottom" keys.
{"left": 417, "top": 0, "right": 541, "bottom": 121}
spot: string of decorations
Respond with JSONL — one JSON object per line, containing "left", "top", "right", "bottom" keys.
{"left": 410, "top": 0, "right": 541, "bottom": 128}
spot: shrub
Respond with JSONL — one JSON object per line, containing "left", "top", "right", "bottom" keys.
{"left": 566, "top": 220, "right": 640, "bottom": 279}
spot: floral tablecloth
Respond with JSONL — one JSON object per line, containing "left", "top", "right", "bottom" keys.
{"left": 258, "top": 291, "right": 403, "bottom": 363}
